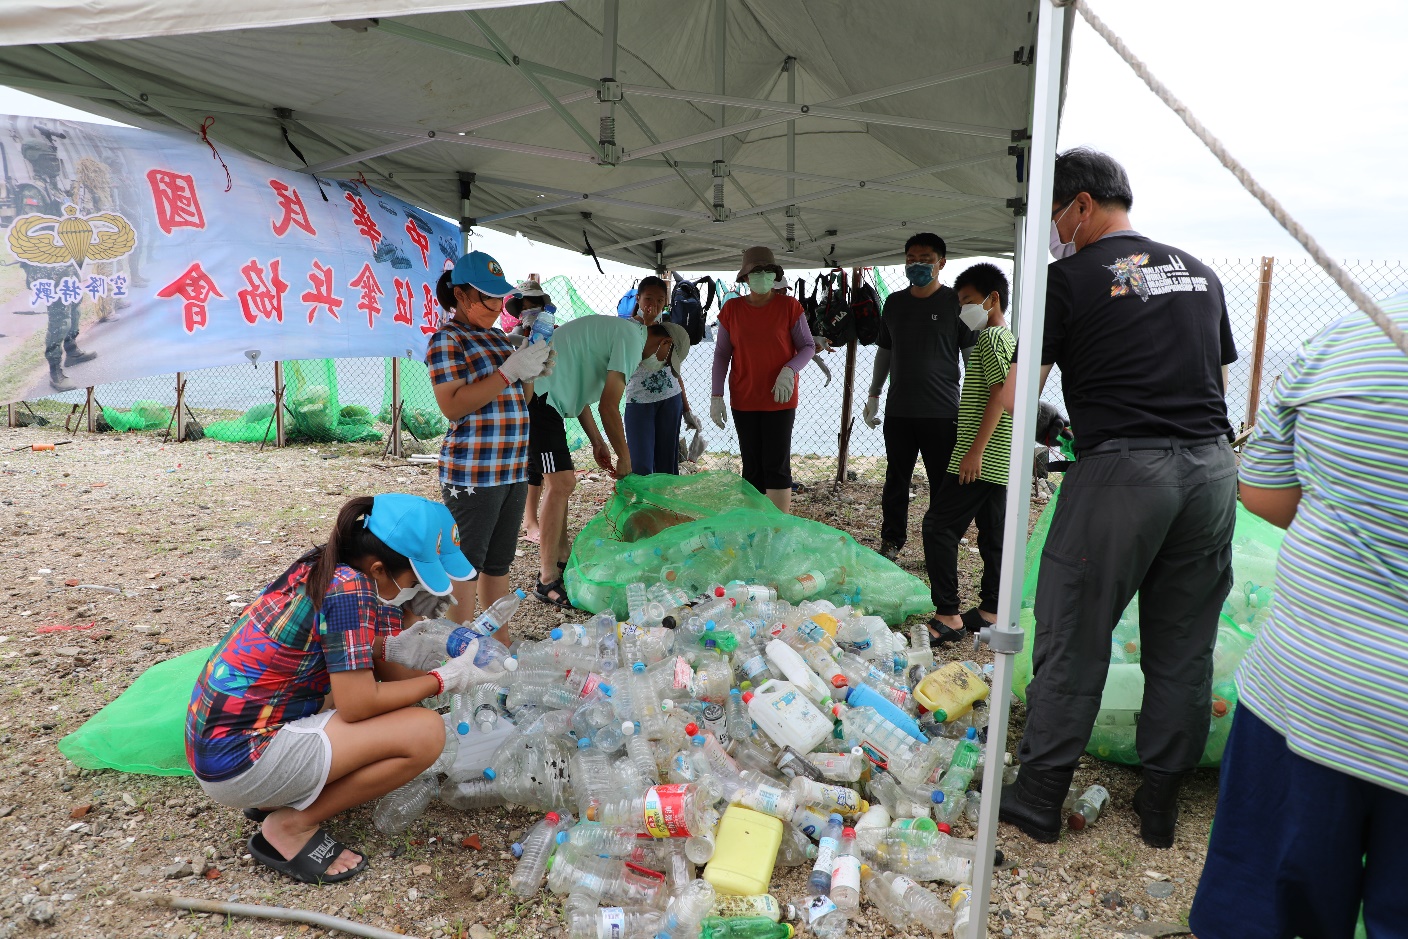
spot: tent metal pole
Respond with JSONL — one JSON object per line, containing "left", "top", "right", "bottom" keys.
{"left": 616, "top": 97, "right": 721, "bottom": 217}
{"left": 786, "top": 55, "right": 797, "bottom": 250}
{"left": 620, "top": 59, "right": 1018, "bottom": 163}
{"left": 375, "top": 19, "right": 599, "bottom": 89}
{"left": 38, "top": 44, "right": 202, "bottom": 134}
{"left": 598, "top": 0, "right": 620, "bottom": 164}
{"left": 713, "top": 0, "right": 727, "bottom": 221}
{"left": 966, "top": 2, "right": 1067, "bottom": 937}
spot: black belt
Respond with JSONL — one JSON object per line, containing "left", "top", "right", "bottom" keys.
{"left": 1082, "top": 436, "right": 1224, "bottom": 456}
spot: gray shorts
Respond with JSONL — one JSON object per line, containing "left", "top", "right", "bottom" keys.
{"left": 442, "top": 481, "right": 528, "bottom": 578}
{"left": 197, "top": 710, "right": 335, "bottom": 812}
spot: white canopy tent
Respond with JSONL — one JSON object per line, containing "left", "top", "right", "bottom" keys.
{"left": 0, "top": 2, "right": 1075, "bottom": 934}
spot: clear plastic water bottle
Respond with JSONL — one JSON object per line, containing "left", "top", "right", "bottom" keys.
{"left": 439, "top": 776, "right": 506, "bottom": 811}
{"left": 789, "top": 777, "right": 866, "bottom": 817}
{"left": 565, "top": 906, "right": 662, "bottom": 939}
{"left": 565, "top": 822, "right": 641, "bottom": 858}
{"left": 622, "top": 721, "right": 662, "bottom": 784}
{"left": 569, "top": 738, "right": 614, "bottom": 819}
{"left": 461, "top": 588, "right": 528, "bottom": 639}
{"left": 934, "top": 729, "right": 980, "bottom": 825}
{"left": 470, "top": 684, "right": 501, "bottom": 732}
{"left": 527, "top": 307, "right": 555, "bottom": 345}
{"left": 831, "top": 827, "right": 861, "bottom": 911}
{"left": 372, "top": 773, "right": 438, "bottom": 834}
{"left": 1067, "top": 784, "right": 1109, "bottom": 831}
{"left": 660, "top": 878, "right": 716, "bottom": 939}
{"left": 860, "top": 866, "right": 955, "bottom": 934}
{"left": 509, "top": 811, "right": 571, "bottom": 896}
{"left": 808, "top": 813, "right": 844, "bottom": 896}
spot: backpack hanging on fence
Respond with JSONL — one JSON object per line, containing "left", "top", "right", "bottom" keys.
{"left": 850, "top": 273, "right": 882, "bottom": 346}
{"left": 670, "top": 273, "right": 716, "bottom": 344}
{"left": 794, "top": 277, "right": 818, "bottom": 336}
{"left": 811, "top": 270, "right": 853, "bottom": 345}
{"left": 616, "top": 284, "right": 639, "bottom": 318}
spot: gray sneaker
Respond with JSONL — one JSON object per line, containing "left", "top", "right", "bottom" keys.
{"left": 879, "top": 541, "right": 901, "bottom": 562}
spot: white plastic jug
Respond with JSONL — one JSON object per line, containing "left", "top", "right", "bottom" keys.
{"left": 744, "top": 679, "right": 834, "bottom": 752}
{"left": 764, "top": 639, "right": 836, "bottom": 708}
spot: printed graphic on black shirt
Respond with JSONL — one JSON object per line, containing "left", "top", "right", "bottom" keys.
{"left": 1105, "top": 252, "right": 1209, "bottom": 302}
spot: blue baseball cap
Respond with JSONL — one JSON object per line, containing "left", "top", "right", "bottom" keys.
{"left": 365, "top": 494, "right": 475, "bottom": 595}
{"left": 450, "top": 250, "right": 514, "bottom": 298}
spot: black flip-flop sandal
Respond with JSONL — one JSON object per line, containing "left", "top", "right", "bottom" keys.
{"left": 243, "top": 808, "right": 272, "bottom": 823}
{"left": 927, "top": 618, "right": 965, "bottom": 647}
{"left": 534, "top": 577, "right": 575, "bottom": 610}
{"left": 247, "top": 828, "right": 367, "bottom": 885}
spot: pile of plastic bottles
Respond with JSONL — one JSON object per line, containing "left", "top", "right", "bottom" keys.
{"left": 378, "top": 580, "right": 1069, "bottom": 939}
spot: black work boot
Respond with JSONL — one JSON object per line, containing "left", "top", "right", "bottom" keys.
{"left": 63, "top": 341, "right": 96, "bottom": 366}
{"left": 48, "top": 362, "right": 74, "bottom": 392}
{"left": 1132, "top": 769, "right": 1186, "bottom": 848}
{"left": 999, "top": 764, "right": 1075, "bottom": 843}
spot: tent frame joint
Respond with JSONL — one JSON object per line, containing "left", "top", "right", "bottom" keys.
{"left": 1007, "top": 197, "right": 1027, "bottom": 216}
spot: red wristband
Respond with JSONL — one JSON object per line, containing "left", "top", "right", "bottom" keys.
{"left": 496, "top": 369, "right": 512, "bottom": 386}
{"left": 430, "top": 670, "right": 445, "bottom": 696}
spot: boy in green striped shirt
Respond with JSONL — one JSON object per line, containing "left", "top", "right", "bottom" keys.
{"left": 923, "top": 263, "right": 1016, "bottom": 644}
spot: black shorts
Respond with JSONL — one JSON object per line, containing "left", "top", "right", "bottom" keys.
{"left": 441, "top": 481, "right": 527, "bottom": 578}
{"left": 528, "top": 393, "right": 575, "bottom": 485}
{"left": 732, "top": 408, "right": 795, "bottom": 492}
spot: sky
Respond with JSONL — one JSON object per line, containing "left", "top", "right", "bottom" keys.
{"left": 2, "top": 0, "right": 1403, "bottom": 280}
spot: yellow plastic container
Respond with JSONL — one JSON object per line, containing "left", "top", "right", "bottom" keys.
{"left": 702, "top": 805, "right": 783, "bottom": 896}
{"left": 913, "top": 660, "right": 989, "bottom": 721}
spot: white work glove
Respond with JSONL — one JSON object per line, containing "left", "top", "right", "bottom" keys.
{"left": 710, "top": 396, "right": 728, "bottom": 430}
{"left": 683, "top": 410, "right": 701, "bottom": 433}
{"left": 497, "top": 340, "right": 551, "bottom": 385}
{"left": 863, "top": 396, "right": 881, "bottom": 428}
{"left": 771, "top": 367, "right": 795, "bottom": 404}
{"left": 383, "top": 619, "right": 438, "bottom": 669}
{"left": 430, "top": 639, "right": 506, "bottom": 695}
{"left": 537, "top": 346, "right": 557, "bottom": 377}
{"left": 406, "top": 588, "right": 456, "bottom": 620}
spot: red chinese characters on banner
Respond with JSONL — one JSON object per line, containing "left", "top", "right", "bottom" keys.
{"left": 350, "top": 264, "right": 385, "bottom": 330}
{"left": 344, "top": 193, "right": 382, "bottom": 252}
{"left": 157, "top": 263, "right": 223, "bottom": 333}
{"left": 420, "top": 282, "right": 440, "bottom": 335}
{"left": 146, "top": 169, "right": 205, "bottom": 235}
{"left": 301, "top": 260, "right": 343, "bottom": 324}
{"left": 269, "top": 180, "right": 317, "bottom": 238}
{"left": 405, "top": 218, "right": 430, "bottom": 269}
{"left": 392, "top": 277, "right": 415, "bottom": 327}
{"left": 237, "top": 259, "right": 290, "bottom": 324}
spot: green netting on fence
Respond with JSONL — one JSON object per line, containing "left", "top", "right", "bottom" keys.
{"left": 58, "top": 645, "right": 212, "bottom": 776}
{"left": 379, "top": 358, "right": 448, "bottom": 439}
{"left": 206, "top": 359, "right": 381, "bottom": 444}
{"left": 564, "top": 471, "right": 931, "bottom": 624}
{"left": 101, "top": 400, "right": 171, "bottom": 433}
{"left": 1012, "top": 490, "right": 1286, "bottom": 768}
{"left": 541, "top": 274, "right": 605, "bottom": 323}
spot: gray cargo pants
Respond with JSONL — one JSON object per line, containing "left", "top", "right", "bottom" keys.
{"left": 1017, "top": 436, "right": 1238, "bottom": 775}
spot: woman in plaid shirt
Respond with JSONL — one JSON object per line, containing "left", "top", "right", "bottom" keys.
{"left": 427, "top": 252, "right": 552, "bottom": 634}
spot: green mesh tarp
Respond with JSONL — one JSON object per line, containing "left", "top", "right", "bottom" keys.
{"left": 101, "top": 399, "right": 170, "bottom": 432}
{"left": 1012, "top": 490, "right": 1286, "bottom": 768}
{"left": 540, "top": 274, "right": 605, "bottom": 322}
{"left": 207, "top": 359, "right": 381, "bottom": 444}
{"left": 58, "top": 645, "right": 212, "bottom": 776}
{"left": 564, "top": 471, "right": 931, "bottom": 624}
{"left": 379, "top": 358, "right": 448, "bottom": 439}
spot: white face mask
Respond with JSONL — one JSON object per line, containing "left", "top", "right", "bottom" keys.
{"left": 379, "top": 578, "right": 421, "bottom": 608}
{"left": 640, "top": 354, "right": 667, "bottom": 374}
{"left": 959, "top": 302, "right": 990, "bottom": 332}
{"left": 1049, "top": 202, "right": 1080, "bottom": 259}
{"left": 747, "top": 271, "right": 777, "bottom": 295}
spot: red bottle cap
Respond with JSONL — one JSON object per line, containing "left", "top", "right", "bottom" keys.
{"left": 831, "top": 675, "right": 848, "bottom": 688}
{"left": 842, "top": 827, "right": 856, "bottom": 838}
{"left": 685, "top": 722, "right": 699, "bottom": 736}
{"left": 713, "top": 586, "right": 725, "bottom": 597}
{"left": 545, "top": 812, "right": 560, "bottom": 823}
{"left": 742, "top": 692, "right": 754, "bottom": 704}
{"left": 936, "top": 822, "right": 951, "bottom": 834}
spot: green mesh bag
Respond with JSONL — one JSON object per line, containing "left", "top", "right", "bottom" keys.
{"left": 205, "top": 402, "right": 277, "bottom": 443}
{"left": 1011, "top": 488, "right": 1286, "bottom": 768}
{"left": 564, "top": 471, "right": 931, "bottom": 624}
{"left": 539, "top": 275, "right": 605, "bottom": 322}
{"left": 206, "top": 360, "right": 380, "bottom": 444}
{"left": 379, "top": 358, "right": 448, "bottom": 439}
{"left": 101, "top": 399, "right": 171, "bottom": 432}
{"left": 58, "top": 645, "right": 213, "bottom": 776}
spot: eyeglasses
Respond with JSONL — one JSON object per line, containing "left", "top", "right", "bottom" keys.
{"left": 747, "top": 265, "right": 784, "bottom": 279}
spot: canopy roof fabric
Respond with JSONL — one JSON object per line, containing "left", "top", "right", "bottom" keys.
{"left": 0, "top": 0, "right": 1067, "bottom": 272}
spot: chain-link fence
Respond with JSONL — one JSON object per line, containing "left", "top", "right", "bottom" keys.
{"left": 8, "top": 258, "right": 1406, "bottom": 479}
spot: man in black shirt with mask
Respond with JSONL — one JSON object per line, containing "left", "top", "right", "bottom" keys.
{"left": 1000, "top": 148, "right": 1238, "bottom": 849}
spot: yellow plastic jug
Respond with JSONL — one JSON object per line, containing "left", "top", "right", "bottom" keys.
{"left": 703, "top": 805, "right": 783, "bottom": 896}
{"left": 913, "top": 661, "right": 989, "bottom": 721}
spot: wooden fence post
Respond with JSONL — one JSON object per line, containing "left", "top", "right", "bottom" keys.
{"left": 273, "top": 361, "right": 286, "bottom": 448}
{"left": 1244, "top": 256, "right": 1275, "bottom": 428}
{"left": 85, "top": 387, "right": 96, "bottom": 433}
{"left": 386, "top": 357, "right": 404, "bottom": 459}
{"left": 834, "top": 267, "right": 862, "bottom": 485}
{"left": 174, "top": 372, "right": 186, "bottom": 442}
{"left": 8, "top": 403, "right": 18, "bottom": 428}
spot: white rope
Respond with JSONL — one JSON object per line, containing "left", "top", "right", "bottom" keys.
{"left": 1067, "top": 0, "right": 1408, "bottom": 356}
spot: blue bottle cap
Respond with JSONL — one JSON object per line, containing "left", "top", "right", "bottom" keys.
{"left": 550, "top": 628, "right": 564, "bottom": 640}
{"left": 511, "top": 842, "right": 524, "bottom": 858}
{"left": 704, "top": 639, "right": 716, "bottom": 649}
{"left": 514, "top": 588, "right": 527, "bottom": 599}
{"left": 457, "top": 721, "right": 470, "bottom": 735}
{"left": 483, "top": 767, "right": 497, "bottom": 780}
{"left": 632, "top": 662, "right": 646, "bottom": 674}
{"left": 599, "top": 683, "right": 614, "bottom": 697}
{"left": 829, "top": 813, "right": 843, "bottom": 824}
{"left": 556, "top": 832, "right": 569, "bottom": 844}
{"left": 704, "top": 621, "right": 716, "bottom": 631}
{"left": 931, "top": 791, "right": 945, "bottom": 804}
{"left": 730, "top": 688, "right": 741, "bottom": 698}
{"left": 692, "top": 735, "right": 705, "bottom": 746}
{"left": 577, "top": 737, "right": 592, "bottom": 749}
{"left": 966, "top": 727, "right": 978, "bottom": 740}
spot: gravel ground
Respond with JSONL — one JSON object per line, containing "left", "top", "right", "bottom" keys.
{"left": 0, "top": 429, "right": 1210, "bottom": 939}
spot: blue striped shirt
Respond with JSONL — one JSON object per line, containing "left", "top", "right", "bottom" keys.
{"left": 1236, "top": 292, "right": 1408, "bottom": 795}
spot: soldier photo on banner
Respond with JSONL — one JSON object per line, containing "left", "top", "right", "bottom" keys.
{"left": 0, "top": 114, "right": 460, "bottom": 404}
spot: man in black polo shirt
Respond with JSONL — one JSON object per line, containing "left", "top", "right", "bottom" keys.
{"left": 864, "top": 232, "right": 976, "bottom": 565}
{"left": 1000, "top": 148, "right": 1238, "bottom": 849}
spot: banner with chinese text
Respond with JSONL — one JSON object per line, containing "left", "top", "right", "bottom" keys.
{"left": 0, "top": 114, "right": 460, "bottom": 403}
